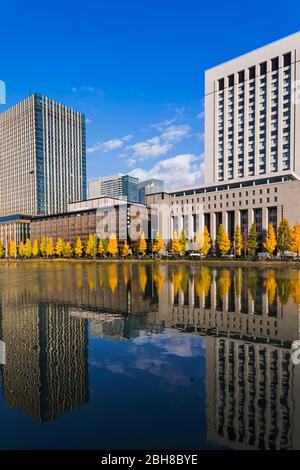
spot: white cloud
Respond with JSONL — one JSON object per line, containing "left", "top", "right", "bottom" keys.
{"left": 130, "top": 153, "right": 205, "bottom": 190}
{"left": 129, "top": 142, "right": 172, "bottom": 159}
{"left": 87, "top": 135, "right": 133, "bottom": 155}
{"left": 126, "top": 124, "right": 190, "bottom": 161}
{"left": 160, "top": 124, "right": 190, "bottom": 143}
{"left": 72, "top": 85, "right": 104, "bottom": 95}
{"left": 151, "top": 107, "right": 185, "bottom": 131}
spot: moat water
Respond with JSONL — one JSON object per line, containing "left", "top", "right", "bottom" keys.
{"left": 0, "top": 261, "right": 299, "bottom": 450}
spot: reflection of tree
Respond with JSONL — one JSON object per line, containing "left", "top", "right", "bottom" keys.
{"left": 235, "top": 268, "right": 242, "bottom": 298}
{"left": 172, "top": 269, "right": 182, "bottom": 296}
{"left": 153, "top": 266, "right": 165, "bottom": 294}
{"left": 75, "top": 263, "right": 83, "bottom": 289}
{"left": 217, "top": 269, "right": 231, "bottom": 299}
{"left": 123, "top": 264, "right": 130, "bottom": 286}
{"left": 139, "top": 265, "right": 147, "bottom": 293}
{"left": 108, "top": 264, "right": 118, "bottom": 293}
{"left": 264, "top": 270, "right": 277, "bottom": 306}
{"left": 277, "top": 278, "right": 292, "bottom": 306}
{"left": 195, "top": 267, "right": 211, "bottom": 298}
{"left": 247, "top": 271, "right": 257, "bottom": 301}
{"left": 291, "top": 274, "right": 300, "bottom": 304}
{"left": 87, "top": 264, "right": 96, "bottom": 291}
{"left": 180, "top": 267, "right": 189, "bottom": 294}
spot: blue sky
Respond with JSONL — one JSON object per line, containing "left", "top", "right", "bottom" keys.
{"left": 1, "top": 0, "right": 300, "bottom": 189}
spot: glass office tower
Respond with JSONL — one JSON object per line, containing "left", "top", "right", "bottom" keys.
{"left": 0, "top": 93, "right": 86, "bottom": 216}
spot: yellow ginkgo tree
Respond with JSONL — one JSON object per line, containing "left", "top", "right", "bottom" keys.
{"left": 32, "top": 238, "right": 39, "bottom": 257}
{"left": 171, "top": 230, "right": 182, "bottom": 255}
{"left": 8, "top": 240, "right": 17, "bottom": 258}
{"left": 290, "top": 224, "right": 300, "bottom": 258}
{"left": 138, "top": 232, "right": 147, "bottom": 256}
{"left": 55, "top": 237, "right": 65, "bottom": 257}
{"left": 263, "top": 223, "right": 277, "bottom": 257}
{"left": 153, "top": 231, "right": 165, "bottom": 256}
{"left": 107, "top": 233, "right": 119, "bottom": 257}
{"left": 217, "top": 224, "right": 231, "bottom": 256}
{"left": 18, "top": 241, "right": 25, "bottom": 258}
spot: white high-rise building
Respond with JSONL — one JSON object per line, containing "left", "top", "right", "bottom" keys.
{"left": 205, "top": 31, "right": 300, "bottom": 184}
{"left": 88, "top": 174, "right": 138, "bottom": 202}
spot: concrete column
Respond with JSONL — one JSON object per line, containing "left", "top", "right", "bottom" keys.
{"left": 222, "top": 211, "right": 228, "bottom": 233}
{"left": 262, "top": 206, "right": 268, "bottom": 232}
{"left": 211, "top": 269, "right": 217, "bottom": 310}
{"left": 235, "top": 209, "right": 240, "bottom": 229}
{"left": 188, "top": 214, "right": 194, "bottom": 241}
{"left": 210, "top": 212, "right": 216, "bottom": 242}
{"left": 178, "top": 212, "right": 183, "bottom": 234}
{"left": 248, "top": 208, "right": 254, "bottom": 232}
{"left": 189, "top": 277, "right": 194, "bottom": 308}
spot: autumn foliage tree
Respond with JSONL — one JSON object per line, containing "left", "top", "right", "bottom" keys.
{"left": 74, "top": 237, "right": 84, "bottom": 257}
{"left": 247, "top": 223, "right": 259, "bottom": 257}
{"left": 8, "top": 241, "right": 16, "bottom": 258}
{"left": 46, "top": 237, "right": 54, "bottom": 257}
{"left": 122, "top": 240, "right": 131, "bottom": 257}
{"left": 234, "top": 226, "right": 243, "bottom": 257}
{"left": 201, "top": 226, "right": 211, "bottom": 256}
{"left": 171, "top": 230, "right": 182, "bottom": 255}
{"left": 290, "top": 224, "right": 300, "bottom": 258}
{"left": 217, "top": 224, "right": 231, "bottom": 256}
{"left": 107, "top": 233, "right": 119, "bottom": 257}
{"left": 153, "top": 231, "right": 165, "bottom": 255}
{"left": 277, "top": 219, "right": 292, "bottom": 258}
{"left": 24, "top": 239, "right": 32, "bottom": 258}
{"left": 40, "top": 236, "right": 47, "bottom": 257}
{"left": 18, "top": 241, "right": 25, "bottom": 258}
{"left": 138, "top": 232, "right": 147, "bottom": 256}
{"left": 55, "top": 237, "right": 65, "bottom": 257}
{"left": 85, "top": 233, "right": 97, "bottom": 258}
{"left": 63, "top": 241, "right": 73, "bottom": 258}
{"left": 194, "top": 228, "right": 204, "bottom": 253}
{"left": 180, "top": 229, "right": 188, "bottom": 256}
{"left": 263, "top": 223, "right": 277, "bottom": 256}
{"left": 0, "top": 240, "right": 4, "bottom": 258}
{"left": 32, "top": 238, "right": 39, "bottom": 257}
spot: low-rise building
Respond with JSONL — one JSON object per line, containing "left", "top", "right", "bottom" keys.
{"left": 30, "top": 196, "right": 154, "bottom": 244}
{"left": 146, "top": 173, "right": 300, "bottom": 245}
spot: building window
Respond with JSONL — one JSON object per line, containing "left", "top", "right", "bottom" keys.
{"left": 271, "top": 57, "right": 279, "bottom": 71}
{"left": 260, "top": 62, "right": 267, "bottom": 75}
{"left": 238, "top": 70, "right": 245, "bottom": 83}
{"left": 249, "top": 66, "right": 255, "bottom": 80}
{"left": 218, "top": 78, "right": 224, "bottom": 91}
{"left": 228, "top": 74, "right": 234, "bottom": 87}
{"left": 283, "top": 52, "right": 291, "bottom": 67}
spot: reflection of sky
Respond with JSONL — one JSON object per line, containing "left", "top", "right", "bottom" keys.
{"left": 0, "top": 324, "right": 218, "bottom": 450}
{"left": 82, "top": 327, "right": 217, "bottom": 450}
{"left": 90, "top": 329, "right": 205, "bottom": 388}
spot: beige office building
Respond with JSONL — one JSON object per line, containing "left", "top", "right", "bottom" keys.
{"left": 205, "top": 31, "right": 299, "bottom": 184}
{"left": 147, "top": 32, "right": 300, "bottom": 245}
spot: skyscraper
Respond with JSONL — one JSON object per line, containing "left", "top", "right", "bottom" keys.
{"left": 0, "top": 93, "right": 87, "bottom": 216}
{"left": 138, "top": 178, "right": 164, "bottom": 204}
{"left": 88, "top": 173, "right": 138, "bottom": 202}
{"left": 205, "top": 32, "right": 299, "bottom": 184}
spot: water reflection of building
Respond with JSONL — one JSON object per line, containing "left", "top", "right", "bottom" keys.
{"left": 205, "top": 336, "right": 300, "bottom": 450}
{"left": 0, "top": 303, "right": 89, "bottom": 422}
{"left": 166, "top": 267, "right": 300, "bottom": 450}
{"left": 70, "top": 310, "right": 163, "bottom": 340}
